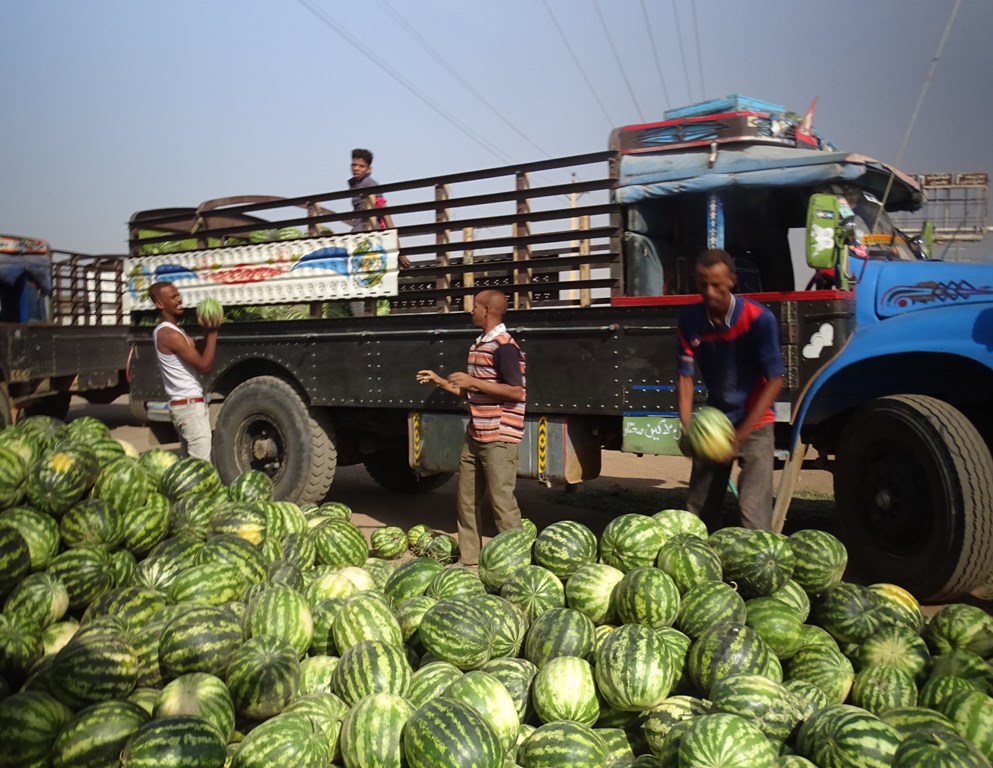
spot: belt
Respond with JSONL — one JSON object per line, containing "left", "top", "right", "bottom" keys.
{"left": 170, "top": 397, "right": 205, "bottom": 406}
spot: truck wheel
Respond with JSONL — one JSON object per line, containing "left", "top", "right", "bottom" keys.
{"left": 20, "top": 392, "right": 71, "bottom": 422}
{"left": 213, "top": 376, "right": 336, "bottom": 504}
{"left": 363, "top": 445, "right": 453, "bottom": 493}
{"left": 834, "top": 394, "right": 993, "bottom": 602}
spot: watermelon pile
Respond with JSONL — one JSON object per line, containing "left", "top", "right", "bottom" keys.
{"left": 1, "top": 414, "right": 993, "bottom": 768}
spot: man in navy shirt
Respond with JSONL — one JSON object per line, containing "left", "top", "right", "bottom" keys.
{"left": 676, "top": 249, "right": 785, "bottom": 531}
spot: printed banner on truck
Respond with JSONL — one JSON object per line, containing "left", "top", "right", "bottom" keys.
{"left": 123, "top": 231, "right": 399, "bottom": 311}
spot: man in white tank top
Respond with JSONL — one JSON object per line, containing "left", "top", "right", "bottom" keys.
{"left": 149, "top": 282, "right": 219, "bottom": 461}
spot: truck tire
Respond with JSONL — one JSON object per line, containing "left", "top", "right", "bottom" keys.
{"left": 363, "top": 445, "right": 453, "bottom": 493}
{"left": 213, "top": 376, "right": 336, "bottom": 504}
{"left": 20, "top": 392, "right": 71, "bottom": 421}
{"left": 834, "top": 394, "right": 993, "bottom": 602}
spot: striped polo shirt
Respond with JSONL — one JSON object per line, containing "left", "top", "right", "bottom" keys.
{"left": 467, "top": 323, "right": 526, "bottom": 443}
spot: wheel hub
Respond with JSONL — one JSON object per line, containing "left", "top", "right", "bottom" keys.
{"left": 862, "top": 456, "right": 926, "bottom": 554}
{"left": 252, "top": 436, "right": 278, "bottom": 461}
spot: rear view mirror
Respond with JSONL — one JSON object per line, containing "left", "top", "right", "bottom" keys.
{"left": 806, "top": 194, "right": 840, "bottom": 269}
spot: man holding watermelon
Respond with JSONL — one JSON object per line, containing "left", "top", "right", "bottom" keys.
{"left": 149, "top": 281, "right": 219, "bottom": 462}
{"left": 416, "top": 290, "right": 527, "bottom": 567}
{"left": 676, "top": 249, "right": 785, "bottom": 532}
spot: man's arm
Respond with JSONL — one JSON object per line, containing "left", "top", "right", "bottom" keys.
{"left": 416, "top": 369, "right": 466, "bottom": 399}
{"left": 157, "top": 326, "right": 217, "bottom": 375}
{"left": 677, "top": 373, "right": 696, "bottom": 431}
{"left": 446, "top": 372, "right": 523, "bottom": 402}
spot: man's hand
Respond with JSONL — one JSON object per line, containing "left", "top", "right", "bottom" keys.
{"left": 446, "top": 372, "right": 474, "bottom": 389}
{"left": 416, "top": 369, "right": 442, "bottom": 386}
{"left": 399, "top": 254, "right": 411, "bottom": 269}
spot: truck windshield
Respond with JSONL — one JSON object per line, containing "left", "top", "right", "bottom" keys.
{"left": 844, "top": 188, "right": 919, "bottom": 261}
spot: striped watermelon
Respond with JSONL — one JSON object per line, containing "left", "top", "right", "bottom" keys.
{"left": 42, "top": 618, "right": 79, "bottom": 657}
{"left": 475, "top": 593, "right": 528, "bottom": 658}
{"left": 709, "top": 673, "right": 802, "bottom": 742}
{"left": 564, "top": 562, "right": 624, "bottom": 626}
{"left": 919, "top": 675, "right": 981, "bottom": 711}
{"left": 383, "top": 557, "right": 444, "bottom": 606}
{"left": 120, "top": 715, "right": 227, "bottom": 768}
{"left": 408, "top": 660, "right": 464, "bottom": 708}
{"left": 282, "top": 692, "right": 348, "bottom": 752}
{"left": 267, "top": 558, "right": 304, "bottom": 590}
{"left": 80, "top": 585, "right": 167, "bottom": 633}
{"left": 936, "top": 689, "right": 993, "bottom": 761}
{"left": 0, "top": 427, "right": 43, "bottom": 468}
{"left": 281, "top": 530, "right": 316, "bottom": 569}
{"left": 59, "top": 498, "right": 124, "bottom": 550}
{"left": 120, "top": 491, "right": 170, "bottom": 556}
{"left": 656, "top": 534, "right": 723, "bottom": 594}
{"left": 0, "top": 611, "right": 43, "bottom": 683}
{"left": 4, "top": 571, "right": 69, "bottom": 628}
{"left": 333, "top": 590, "right": 403, "bottom": 651}
{"left": 784, "top": 645, "right": 855, "bottom": 705}
{"left": 309, "top": 597, "right": 343, "bottom": 655}
{"left": 426, "top": 534, "right": 459, "bottom": 565}
{"left": 613, "top": 566, "right": 680, "bottom": 629}
{"left": 158, "top": 604, "right": 244, "bottom": 679}
{"left": 783, "top": 678, "right": 830, "bottom": 720}
{"left": 158, "top": 457, "right": 222, "bottom": 502}
{"left": 795, "top": 704, "right": 901, "bottom": 768}
{"left": 51, "top": 699, "right": 150, "bottom": 768}
{"left": 46, "top": 545, "right": 115, "bottom": 611}
{"left": 198, "top": 533, "right": 268, "bottom": 584}
{"left": 931, "top": 649, "right": 993, "bottom": 693}
{"left": 206, "top": 501, "right": 267, "bottom": 545}
{"left": 925, "top": 603, "right": 993, "bottom": 658}
{"left": 340, "top": 693, "right": 413, "bottom": 768}
{"left": 687, "top": 621, "right": 779, "bottom": 696}
{"left": 720, "top": 529, "right": 795, "bottom": 598}
{"left": 532, "top": 520, "right": 598, "bottom": 579}
{"left": 523, "top": 606, "right": 595, "bottom": 667}
{"left": 93, "top": 456, "right": 151, "bottom": 516}
{"left": 744, "top": 596, "right": 807, "bottom": 660}
{"left": 652, "top": 507, "right": 710, "bottom": 541}
{"left": 49, "top": 622, "right": 139, "bottom": 708}
{"left": 676, "top": 580, "right": 747, "bottom": 640}
{"left": 599, "top": 513, "right": 666, "bottom": 572}
{"left": 153, "top": 672, "right": 234, "bottom": 742}
{"left": 659, "top": 625, "right": 693, "bottom": 692}
{"left": 480, "top": 657, "right": 538, "bottom": 721}
{"left": 478, "top": 528, "right": 534, "bottom": 590}
{"left": 813, "top": 582, "right": 886, "bottom": 644}
{"left": 166, "top": 493, "right": 215, "bottom": 539}
{"left": 231, "top": 711, "right": 332, "bottom": 768}
{"left": 643, "top": 695, "right": 712, "bottom": 757}
{"left": 137, "top": 447, "right": 180, "bottom": 486}
{"left": 395, "top": 595, "right": 437, "bottom": 649}
{"left": 262, "top": 500, "right": 307, "bottom": 541}
{"left": 225, "top": 634, "right": 301, "bottom": 720}
{"left": 678, "top": 712, "right": 778, "bottom": 767}
{"left": 319, "top": 500, "right": 352, "bottom": 520}
{"left": 311, "top": 518, "right": 368, "bottom": 568}
{"left": 867, "top": 582, "right": 926, "bottom": 632}
{"left": 402, "top": 696, "right": 504, "bottom": 768}
{"left": 851, "top": 664, "right": 918, "bottom": 715}
{"left": 787, "top": 529, "right": 848, "bottom": 596}
{"left": 15, "top": 414, "right": 68, "bottom": 449}
{"left": 425, "top": 565, "right": 486, "bottom": 600}
{"left": 246, "top": 582, "right": 314, "bottom": 656}
{"left": 499, "top": 565, "right": 565, "bottom": 623}
{"left": 858, "top": 626, "right": 931, "bottom": 680}
{"left": 684, "top": 406, "right": 736, "bottom": 462}
{"left": 892, "top": 729, "right": 992, "bottom": 768}
{"left": 0, "top": 445, "right": 27, "bottom": 509}
{"left": 594, "top": 623, "right": 676, "bottom": 711}
{"left": 24, "top": 448, "right": 98, "bottom": 517}
{"left": 229, "top": 468, "right": 274, "bottom": 503}
{"left": 419, "top": 597, "right": 493, "bottom": 670}
{"left": 0, "top": 690, "right": 73, "bottom": 768}
{"left": 880, "top": 705, "right": 960, "bottom": 740}
{"left": 306, "top": 565, "right": 377, "bottom": 604}
{"left": 299, "top": 654, "right": 339, "bottom": 695}
{"left": 771, "top": 579, "right": 811, "bottom": 621}
{"left": 0, "top": 506, "right": 60, "bottom": 570}
{"left": 444, "top": 670, "right": 520, "bottom": 755}
{"left": 331, "top": 638, "right": 412, "bottom": 706}
{"left": 531, "top": 655, "right": 599, "bottom": 726}
{"left": 167, "top": 561, "right": 246, "bottom": 605}
{"left": 519, "top": 721, "right": 607, "bottom": 768}
{"left": 371, "top": 526, "right": 408, "bottom": 559}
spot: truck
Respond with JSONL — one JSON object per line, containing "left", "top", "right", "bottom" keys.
{"left": 124, "top": 95, "right": 993, "bottom": 602}
{"left": 0, "top": 235, "right": 130, "bottom": 427}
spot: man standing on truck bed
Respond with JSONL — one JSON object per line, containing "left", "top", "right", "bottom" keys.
{"left": 677, "top": 249, "right": 784, "bottom": 532}
{"left": 416, "top": 290, "right": 527, "bottom": 568}
{"left": 149, "top": 281, "right": 219, "bottom": 462}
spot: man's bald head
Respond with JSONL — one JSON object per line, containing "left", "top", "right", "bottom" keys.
{"left": 475, "top": 290, "right": 508, "bottom": 319}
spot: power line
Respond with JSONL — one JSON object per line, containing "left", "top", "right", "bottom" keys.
{"left": 690, "top": 1, "right": 706, "bottom": 99}
{"left": 376, "top": 0, "right": 553, "bottom": 159}
{"left": 593, "top": 0, "right": 645, "bottom": 122}
{"left": 640, "top": 0, "right": 671, "bottom": 110}
{"left": 670, "top": 0, "right": 694, "bottom": 102}
{"left": 294, "top": 0, "right": 513, "bottom": 165}
{"left": 541, "top": 0, "right": 614, "bottom": 129}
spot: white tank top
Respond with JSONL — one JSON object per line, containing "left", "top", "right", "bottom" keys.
{"left": 153, "top": 322, "right": 204, "bottom": 399}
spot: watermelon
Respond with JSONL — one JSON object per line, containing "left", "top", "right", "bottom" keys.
{"left": 80, "top": 585, "right": 167, "bottom": 633}
{"left": 263, "top": 500, "right": 307, "bottom": 542}
{"left": 137, "top": 447, "right": 180, "bottom": 486}
{"left": 51, "top": 699, "right": 150, "bottom": 768}
{"left": 425, "top": 565, "right": 486, "bottom": 600}
{"left": 594, "top": 623, "right": 676, "bottom": 711}
{"left": 564, "top": 562, "right": 624, "bottom": 625}
{"left": 931, "top": 649, "right": 993, "bottom": 694}
{"left": 720, "top": 530, "right": 795, "bottom": 598}
{"left": 443, "top": 670, "right": 520, "bottom": 755}
{"left": 784, "top": 678, "right": 830, "bottom": 720}
{"left": 784, "top": 645, "right": 855, "bottom": 705}
{"left": 474, "top": 593, "right": 528, "bottom": 658}
{"left": 813, "top": 582, "right": 886, "bottom": 644}
{"left": 198, "top": 533, "right": 268, "bottom": 583}
{"left": 599, "top": 513, "right": 666, "bottom": 571}
{"left": 206, "top": 501, "right": 267, "bottom": 545}
{"left": 892, "top": 729, "right": 992, "bottom": 768}
{"left": 282, "top": 692, "right": 348, "bottom": 752}
{"left": 771, "top": 579, "right": 811, "bottom": 621}
{"left": 478, "top": 528, "right": 533, "bottom": 590}
{"left": 419, "top": 598, "right": 492, "bottom": 670}
{"left": 684, "top": 406, "right": 736, "bottom": 462}
{"left": 4, "top": 571, "right": 69, "bottom": 629}
{"left": 319, "top": 500, "right": 352, "bottom": 520}
{"left": 196, "top": 297, "right": 225, "bottom": 328}
{"left": 158, "top": 457, "right": 221, "bottom": 502}
{"left": 0, "top": 445, "right": 27, "bottom": 509}
{"left": 299, "top": 654, "right": 339, "bottom": 695}
{"left": 613, "top": 566, "right": 681, "bottom": 629}
{"left": 0, "top": 611, "right": 43, "bottom": 683}
{"left": 787, "top": 529, "right": 848, "bottom": 596}
{"left": 93, "top": 456, "right": 150, "bottom": 516}
{"left": 120, "top": 492, "right": 170, "bottom": 556}
{"left": 167, "top": 561, "right": 246, "bottom": 605}
{"left": 0, "top": 506, "right": 60, "bottom": 571}
{"left": 480, "top": 657, "right": 538, "bottom": 721}
{"left": 920, "top": 675, "right": 982, "bottom": 711}
{"left": 120, "top": 715, "right": 227, "bottom": 768}
{"left": 340, "top": 693, "right": 413, "bottom": 768}
{"left": 936, "top": 689, "right": 993, "bottom": 761}
{"left": 311, "top": 519, "right": 368, "bottom": 568}
{"left": 678, "top": 712, "right": 778, "bottom": 767}
{"left": 851, "top": 664, "right": 918, "bottom": 715}
{"left": 523, "top": 606, "right": 595, "bottom": 667}
{"left": 371, "top": 526, "right": 408, "bottom": 559}
{"left": 331, "top": 639, "right": 412, "bottom": 706}
{"left": 225, "top": 634, "right": 301, "bottom": 720}
{"left": 158, "top": 604, "right": 244, "bottom": 679}
{"left": 383, "top": 557, "right": 444, "bottom": 606}
{"left": 531, "top": 655, "right": 600, "bottom": 726}
{"left": 519, "top": 721, "right": 607, "bottom": 768}
{"left": 656, "top": 533, "right": 723, "bottom": 593}
{"left": 795, "top": 704, "right": 901, "bottom": 768}
{"left": 306, "top": 565, "right": 377, "bottom": 604}
{"left": 880, "top": 705, "right": 961, "bottom": 740}
{"left": 677, "top": 580, "right": 747, "bottom": 640}
{"left": 231, "top": 711, "right": 332, "bottom": 768}
{"left": 532, "top": 520, "right": 598, "bottom": 579}
{"left": 333, "top": 590, "right": 403, "bottom": 651}
{"left": 246, "top": 582, "right": 314, "bottom": 656}
{"left": 643, "top": 695, "right": 712, "bottom": 756}
{"left": 0, "top": 690, "right": 73, "bottom": 768}
{"left": 709, "top": 673, "right": 802, "bottom": 742}
{"left": 46, "top": 545, "right": 115, "bottom": 610}
{"left": 408, "top": 660, "right": 465, "bottom": 708}
{"left": 24, "top": 447, "right": 98, "bottom": 517}
{"left": 402, "top": 696, "right": 504, "bottom": 768}
{"left": 925, "top": 603, "right": 993, "bottom": 658}
{"left": 652, "top": 507, "right": 710, "bottom": 541}
{"left": 687, "top": 620, "right": 779, "bottom": 696}
{"left": 426, "top": 534, "right": 459, "bottom": 565}
{"left": 858, "top": 626, "right": 931, "bottom": 680}
{"left": 59, "top": 498, "right": 124, "bottom": 550}
{"left": 499, "top": 565, "right": 565, "bottom": 623}
{"left": 745, "top": 596, "right": 807, "bottom": 660}
{"left": 228, "top": 468, "right": 273, "bottom": 503}
{"left": 0, "top": 428, "right": 43, "bottom": 468}
{"left": 867, "top": 582, "right": 925, "bottom": 631}
{"left": 49, "top": 622, "right": 139, "bottom": 708}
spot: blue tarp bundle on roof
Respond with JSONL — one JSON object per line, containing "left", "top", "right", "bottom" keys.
{"left": 616, "top": 145, "right": 922, "bottom": 212}
{"left": 0, "top": 254, "right": 52, "bottom": 293}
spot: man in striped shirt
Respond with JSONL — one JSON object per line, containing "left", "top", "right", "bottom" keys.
{"left": 417, "top": 290, "right": 526, "bottom": 567}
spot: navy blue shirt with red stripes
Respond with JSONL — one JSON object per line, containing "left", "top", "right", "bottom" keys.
{"left": 677, "top": 295, "right": 784, "bottom": 428}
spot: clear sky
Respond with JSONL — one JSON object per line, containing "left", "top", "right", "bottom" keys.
{"left": 2, "top": 0, "right": 991, "bottom": 259}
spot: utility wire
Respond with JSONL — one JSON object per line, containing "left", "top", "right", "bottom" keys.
{"left": 670, "top": 0, "right": 694, "bottom": 102}
{"left": 690, "top": 1, "right": 706, "bottom": 99}
{"left": 541, "top": 0, "right": 614, "bottom": 129}
{"left": 593, "top": 0, "right": 645, "bottom": 122}
{"left": 295, "top": 0, "right": 513, "bottom": 165}
{"left": 376, "top": 0, "right": 552, "bottom": 159}
{"left": 640, "top": 0, "right": 671, "bottom": 110}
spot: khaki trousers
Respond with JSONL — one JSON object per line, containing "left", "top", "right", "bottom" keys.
{"left": 456, "top": 435, "right": 522, "bottom": 565}
{"left": 686, "top": 423, "right": 775, "bottom": 532}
